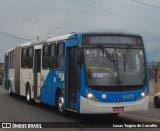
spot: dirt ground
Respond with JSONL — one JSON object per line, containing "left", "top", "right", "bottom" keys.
{"left": 150, "top": 79, "right": 160, "bottom": 96}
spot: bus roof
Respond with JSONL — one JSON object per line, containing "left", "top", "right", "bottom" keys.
{"left": 46, "top": 34, "right": 72, "bottom": 43}
{"left": 80, "top": 32, "right": 142, "bottom": 37}
{"left": 5, "top": 32, "right": 142, "bottom": 53}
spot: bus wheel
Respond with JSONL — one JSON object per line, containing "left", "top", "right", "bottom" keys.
{"left": 57, "top": 91, "right": 67, "bottom": 116}
{"left": 26, "top": 86, "right": 33, "bottom": 105}
{"left": 112, "top": 113, "right": 119, "bottom": 116}
{"left": 154, "top": 97, "right": 160, "bottom": 108}
{"left": 109, "top": 113, "right": 119, "bottom": 117}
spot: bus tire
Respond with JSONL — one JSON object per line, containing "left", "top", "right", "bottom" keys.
{"left": 57, "top": 91, "right": 67, "bottom": 116}
{"left": 154, "top": 97, "right": 160, "bottom": 108}
{"left": 26, "top": 85, "right": 33, "bottom": 105}
{"left": 112, "top": 113, "right": 119, "bottom": 116}
{"left": 109, "top": 113, "right": 119, "bottom": 117}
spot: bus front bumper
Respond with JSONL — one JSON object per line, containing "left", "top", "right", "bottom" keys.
{"left": 80, "top": 95, "right": 149, "bottom": 114}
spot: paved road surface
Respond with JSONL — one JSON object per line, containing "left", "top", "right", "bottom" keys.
{"left": 0, "top": 86, "right": 160, "bottom": 130}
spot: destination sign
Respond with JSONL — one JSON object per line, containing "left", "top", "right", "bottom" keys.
{"left": 82, "top": 35, "right": 142, "bottom": 45}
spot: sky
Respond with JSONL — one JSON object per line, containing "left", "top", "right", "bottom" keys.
{"left": 0, "top": 0, "right": 160, "bottom": 63}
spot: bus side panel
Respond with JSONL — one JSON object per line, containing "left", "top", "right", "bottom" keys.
{"left": 19, "top": 46, "right": 35, "bottom": 98}
{"left": 14, "top": 46, "right": 21, "bottom": 95}
{"left": 9, "top": 69, "right": 15, "bottom": 93}
{"left": 3, "top": 54, "right": 15, "bottom": 93}
{"left": 40, "top": 70, "right": 64, "bottom": 106}
{"left": 40, "top": 69, "right": 50, "bottom": 101}
{"left": 20, "top": 69, "right": 34, "bottom": 97}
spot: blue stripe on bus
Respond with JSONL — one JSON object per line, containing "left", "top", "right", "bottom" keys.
{"left": 40, "top": 70, "right": 64, "bottom": 106}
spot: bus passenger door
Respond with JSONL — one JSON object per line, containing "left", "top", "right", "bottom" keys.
{"left": 66, "top": 47, "right": 77, "bottom": 110}
{"left": 34, "top": 49, "right": 41, "bottom": 98}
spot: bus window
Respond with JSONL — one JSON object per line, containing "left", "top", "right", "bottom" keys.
{"left": 8, "top": 51, "right": 14, "bottom": 68}
{"left": 28, "top": 47, "right": 33, "bottom": 57}
{"left": 42, "top": 44, "right": 50, "bottom": 69}
{"left": 11, "top": 52, "right": 12, "bottom": 68}
{"left": 49, "top": 43, "right": 56, "bottom": 69}
{"left": 9, "top": 52, "right": 11, "bottom": 68}
{"left": 10, "top": 52, "right": 12, "bottom": 68}
{"left": 58, "top": 43, "right": 64, "bottom": 56}
{"left": 12, "top": 51, "right": 15, "bottom": 68}
{"left": 21, "top": 48, "right": 27, "bottom": 68}
{"left": 27, "top": 47, "right": 34, "bottom": 69}
{"left": 57, "top": 42, "right": 64, "bottom": 70}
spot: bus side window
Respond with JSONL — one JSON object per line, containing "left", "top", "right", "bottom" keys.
{"left": 49, "top": 43, "right": 56, "bottom": 69}
{"left": 42, "top": 44, "right": 50, "bottom": 69}
{"left": 27, "top": 47, "right": 34, "bottom": 69}
{"left": 10, "top": 52, "right": 12, "bottom": 68}
{"left": 21, "top": 48, "right": 27, "bottom": 68}
{"left": 4, "top": 54, "right": 9, "bottom": 73}
{"left": 12, "top": 51, "right": 15, "bottom": 68}
{"left": 56, "top": 42, "right": 64, "bottom": 70}
{"left": 9, "top": 51, "right": 14, "bottom": 68}
{"left": 8, "top": 52, "right": 11, "bottom": 68}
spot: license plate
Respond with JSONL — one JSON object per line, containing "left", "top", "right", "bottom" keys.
{"left": 113, "top": 107, "right": 124, "bottom": 112}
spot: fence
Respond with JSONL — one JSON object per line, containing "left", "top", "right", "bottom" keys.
{"left": 148, "top": 62, "right": 160, "bottom": 96}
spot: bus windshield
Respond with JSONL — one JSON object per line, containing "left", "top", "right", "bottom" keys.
{"left": 84, "top": 48, "right": 145, "bottom": 87}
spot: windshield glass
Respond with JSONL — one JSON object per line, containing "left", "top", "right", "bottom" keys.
{"left": 84, "top": 48, "right": 145, "bottom": 86}
{"left": 84, "top": 48, "right": 118, "bottom": 86}
{"left": 117, "top": 49, "right": 145, "bottom": 86}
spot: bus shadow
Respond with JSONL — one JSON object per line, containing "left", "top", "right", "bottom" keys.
{"left": 8, "top": 93, "right": 138, "bottom": 123}
{"left": 9, "top": 93, "right": 58, "bottom": 112}
{"left": 66, "top": 112, "right": 138, "bottom": 123}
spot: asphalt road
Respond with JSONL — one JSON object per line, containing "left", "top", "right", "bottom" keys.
{"left": 0, "top": 86, "right": 160, "bottom": 131}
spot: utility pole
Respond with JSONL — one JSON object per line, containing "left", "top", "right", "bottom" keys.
{"left": 37, "top": 36, "right": 39, "bottom": 41}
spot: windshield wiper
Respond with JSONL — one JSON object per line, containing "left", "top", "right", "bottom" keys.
{"left": 98, "top": 46, "right": 117, "bottom": 69}
{"left": 99, "top": 46, "right": 114, "bottom": 62}
{"left": 124, "top": 48, "right": 131, "bottom": 72}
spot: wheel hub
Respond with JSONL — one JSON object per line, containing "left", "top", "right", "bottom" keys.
{"left": 27, "top": 90, "right": 30, "bottom": 101}
{"left": 58, "top": 97, "right": 64, "bottom": 111}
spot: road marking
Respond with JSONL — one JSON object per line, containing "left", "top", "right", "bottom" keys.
{"left": 122, "top": 113, "right": 160, "bottom": 122}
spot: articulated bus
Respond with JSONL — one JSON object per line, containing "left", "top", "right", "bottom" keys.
{"left": 3, "top": 32, "right": 149, "bottom": 115}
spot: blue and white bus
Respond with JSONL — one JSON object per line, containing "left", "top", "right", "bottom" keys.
{"left": 3, "top": 32, "right": 149, "bottom": 115}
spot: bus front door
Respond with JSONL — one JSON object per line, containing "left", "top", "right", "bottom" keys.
{"left": 34, "top": 49, "right": 41, "bottom": 98}
{"left": 66, "top": 47, "right": 77, "bottom": 111}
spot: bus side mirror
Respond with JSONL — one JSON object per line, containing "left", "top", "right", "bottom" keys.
{"left": 77, "top": 48, "right": 83, "bottom": 65}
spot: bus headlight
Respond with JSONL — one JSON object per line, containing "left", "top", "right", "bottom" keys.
{"left": 138, "top": 89, "right": 147, "bottom": 100}
{"left": 141, "top": 89, "right": 147, "bottom": 98}
{"left": 86, "top": 90, "right": 99, "bottom": 102}
{"left": 141, "top": 92, "right": 146, "bottom": 98}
